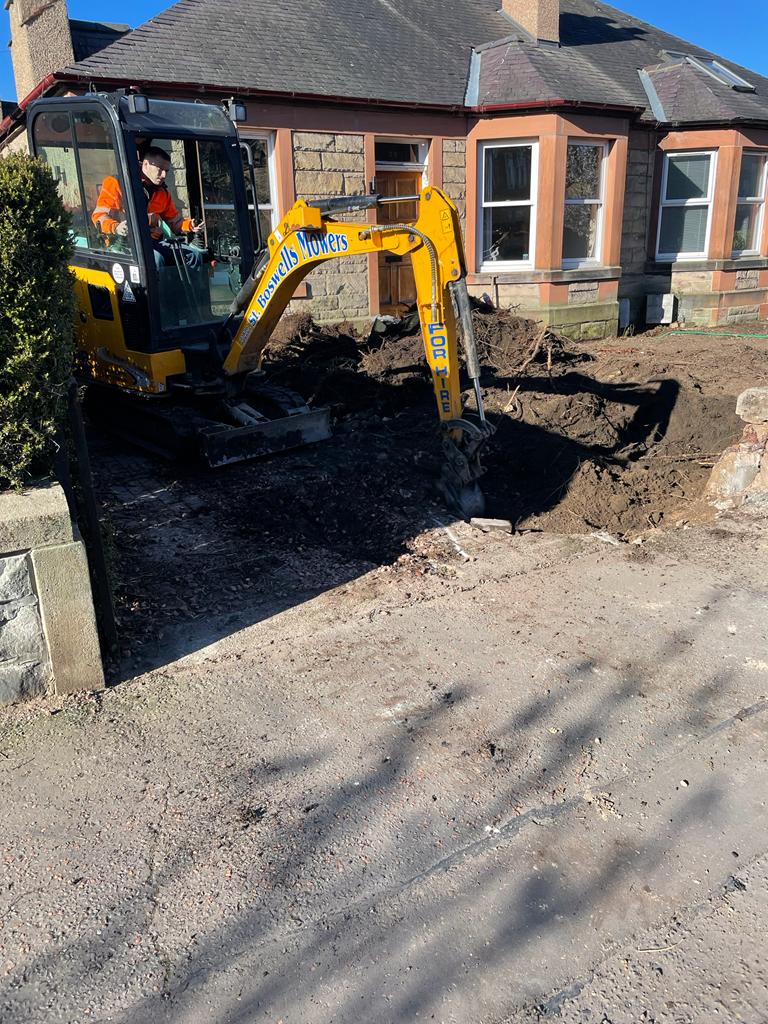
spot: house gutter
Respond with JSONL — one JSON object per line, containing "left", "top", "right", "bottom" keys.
{"left": 0, "top": 73, "right": 58, "bottom": 141}
{"left": 467, "top": 98, "right": 645, "bottom": 116}
{"left": 11, "top": 70, "right": 644, "bottom": 121}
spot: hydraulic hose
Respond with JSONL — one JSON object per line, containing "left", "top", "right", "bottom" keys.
{"left": 361, "top": 224, "right": 439, "bottom": 320}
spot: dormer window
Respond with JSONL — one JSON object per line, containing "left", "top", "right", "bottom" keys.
{"left": 664, "top": 52, "right": 755, "bottom": 93}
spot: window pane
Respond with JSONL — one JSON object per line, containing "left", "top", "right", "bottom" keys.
{"left": 74, "top": 110, "right": 134, "bottom": 256}
{"left": 249, "top": 139, "right": 272, "bottom": 206}
{"left": 375, "top": 140, "right": 421, "bottom": 164}
{"left": 259, "top": 209, "right": 274, "bottom": 244}
{"left": 733, "top": 203, "right": 761, "bottom": 252}
{"left": 563, "top": 205, "right": 600, "bottom": 260}
{"left": 565, "top": 144, "right": 603, "bottom": 200}
{"left": 32, "top": 111, "right": 89, "bottom": 247}
{"left": 659, "top": 205, "right": 709, "bottom": 255}
{"left": 482, "top": 206, "right": 531, "bottom": 263}
{"left": 484, "top": 146, "right": 532, "bottom": 203}
{"left": 738, "top": 154, "right": 766, "bottom": 199}
{"left": 665, "top": 154, "right": 711, "bottom": 201}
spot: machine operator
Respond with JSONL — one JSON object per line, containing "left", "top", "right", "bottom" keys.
{"left": 92, "top": 146, "right": 205, "bottom": 271}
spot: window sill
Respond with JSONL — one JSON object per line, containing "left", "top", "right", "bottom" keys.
{"left": 467, "top": 266, "right": 621, "bottom": 285}
{"left": 646, "top": 256, "right": 768, "bottom": 274}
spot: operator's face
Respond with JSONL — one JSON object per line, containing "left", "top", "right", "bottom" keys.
{"left": 142, "top": 154, "right": 170, "bottom": 185}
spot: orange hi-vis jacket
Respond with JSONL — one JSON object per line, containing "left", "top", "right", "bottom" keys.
{"left": 92, "top": 176, "right": 194, "bottom": 239}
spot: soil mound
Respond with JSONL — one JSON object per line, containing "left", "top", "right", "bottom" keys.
{"left": 256, "top": 309, "right": 750, "bottom": 539}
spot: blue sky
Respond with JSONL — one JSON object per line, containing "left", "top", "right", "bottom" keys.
{"left": 2, "top": 0, "right": 767, "bottom": 102}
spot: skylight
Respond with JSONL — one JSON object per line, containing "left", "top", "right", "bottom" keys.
{"left": 664, "top": 51, "right": 756, "bottom": 93}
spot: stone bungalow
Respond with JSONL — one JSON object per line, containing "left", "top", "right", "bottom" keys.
{"left": 4, "top": 0, "right": 768, "bottom": 337}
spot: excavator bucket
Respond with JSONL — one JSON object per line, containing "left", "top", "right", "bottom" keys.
{"left": 199, "top": 406, "right": 332, "bottom": 468}
{"left": 83, "top": 384, "right": 332, "bottom": 467}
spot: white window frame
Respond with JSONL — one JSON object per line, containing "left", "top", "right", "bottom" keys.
{"left": 200, "top": 131, "right": 278, "bottom": 245}
{"left": 656, "top": 150, "right": 717, "bottom": 263}
{"left": 478, "top": 139, "right": 539, "bottom": 272}
{"left": 732, "top": 151, "right": 768, "bottom": 258}
{"left": 374, "top": 137, "right": 429, "bottom": 194}
{"left": 563, "top": 140, "right": 608, "bottom": 268}
{"left": 664, "top": 52, "right": 755, "bottom": 93}
{"left": 242, "top": 131, "right": 279, "bottom": 231}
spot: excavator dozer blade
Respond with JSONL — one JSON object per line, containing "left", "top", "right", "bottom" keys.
{"left": 198, "top": 407, "right": 332, "bottom": 468}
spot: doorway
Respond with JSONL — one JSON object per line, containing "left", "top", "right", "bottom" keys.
{"left": 374, "top": 138, "right": 428, "bottom": 315}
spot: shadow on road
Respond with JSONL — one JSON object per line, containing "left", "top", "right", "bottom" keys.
{"left": 0, "top": 592, "right": 751, "bottom": 1023}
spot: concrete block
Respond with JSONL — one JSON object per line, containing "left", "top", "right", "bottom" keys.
{"left": 31, "top": 540, "right": 105, "bottom": 696}
{"left": 737, "top": 388, "right": 768, "bottom": 424}
{"left": 0, "top": 661, "right": 47, "bottom": 705}
{"left": 0, "top": 483, "right": 73, "bottom": 552}
{"left": 546, "top": 301, "right": 620, "bottom": 328}
{"left": 580, "top": 320, "right": 613, "bottom": 340}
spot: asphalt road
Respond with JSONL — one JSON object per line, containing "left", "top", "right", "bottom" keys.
{"left": 1, "top": 513, "right": 766, "bottom": 1023}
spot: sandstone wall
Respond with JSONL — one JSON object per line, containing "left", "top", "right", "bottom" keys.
{"left": 290, "top": 131, "right": 369, "bottom": 321}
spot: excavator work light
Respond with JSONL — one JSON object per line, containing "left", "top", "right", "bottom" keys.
{"left": 127, "top": 94, "right": 149, "bottom": 114}
{"left": 226, "top": 99, "right": 247, "bottom": 122}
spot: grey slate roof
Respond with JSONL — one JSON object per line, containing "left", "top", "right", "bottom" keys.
{"left": 61, "top": 0, "right": 768, "bottom": 126}
{"left": 69, "top": 20, "right": 131, "bottom": 63}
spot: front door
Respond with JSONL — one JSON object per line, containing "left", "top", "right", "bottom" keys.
{"left": 377, "top": 170, "right": 422, "bottom": 315}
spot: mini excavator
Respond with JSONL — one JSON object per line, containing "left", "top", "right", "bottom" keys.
{"left": 27, "top": 93, "right": 493, "bottom": 517}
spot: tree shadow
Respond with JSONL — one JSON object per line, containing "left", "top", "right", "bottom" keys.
{"left": 0, "top": 592, "right": 754, "bottom": 1023}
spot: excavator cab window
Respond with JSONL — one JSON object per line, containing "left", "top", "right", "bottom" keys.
{"left": 132, "top": 134, "right": 249, "bottom": 331}
{"left": 32, "top": 108, "right": 134, "bottom": 257}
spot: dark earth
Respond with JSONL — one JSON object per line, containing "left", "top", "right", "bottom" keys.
{"left": 87, "top": 308, "right": 763, "bottom": 675}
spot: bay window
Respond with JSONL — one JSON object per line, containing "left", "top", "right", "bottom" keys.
{"left": 479, "top": 140, "right": 537, "bottom": 270}
{"left": 656, "top": 151, "right": 716, "bottom": 261}
{"left": 563, "top": 141, "right": 607, "bottom": 265}
{"left": 732, "top": 152, "right": 767, "bottom": 256}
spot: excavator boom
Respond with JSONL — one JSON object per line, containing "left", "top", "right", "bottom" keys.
{"left": 225, "top": 187, "right": 494, "bottom": 516}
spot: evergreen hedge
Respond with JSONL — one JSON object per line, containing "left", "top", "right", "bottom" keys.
{"left": 0, "top": 152, "right": 75, "bottom": 490}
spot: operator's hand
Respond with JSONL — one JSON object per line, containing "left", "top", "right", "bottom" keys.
{"left": 115, "top": 220, "right": 129, "bottom": 237}
{"left": 190, "top": 218, "right": 205, "bottom": 234}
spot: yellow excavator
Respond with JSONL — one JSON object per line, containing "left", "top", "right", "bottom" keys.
{"left": 27, "top": 93, "right": 493, "bottom": 516}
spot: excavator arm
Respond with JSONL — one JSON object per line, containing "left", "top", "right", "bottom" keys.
{"left": 224, "top": 187, "right": 494, "bottom": 518}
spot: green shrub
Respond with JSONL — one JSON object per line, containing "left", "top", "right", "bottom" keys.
{"left": 0, "top": 152, "right": 75, "bottom": 490}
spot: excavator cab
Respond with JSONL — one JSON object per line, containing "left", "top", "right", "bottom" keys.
{"left": 28, "top": 93, "right": 260, "bottom": 393}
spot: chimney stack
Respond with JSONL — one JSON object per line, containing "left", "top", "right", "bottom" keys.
{"left": 5, "top": 0, "right": 75, "bottom": 101}
{"left": 504, "top": 0, "right": 560, "bottom": 44}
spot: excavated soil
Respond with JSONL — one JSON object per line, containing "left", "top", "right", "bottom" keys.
{"left": 89, "top": 309, "right": 764, "bottom": 666}
{"left": 260, "top": 309, "right": 754, "bottom": 537}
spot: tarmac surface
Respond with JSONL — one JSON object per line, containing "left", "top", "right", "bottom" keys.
{"left": 1, "top": 509, "right": 767, "bottom": 1023}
